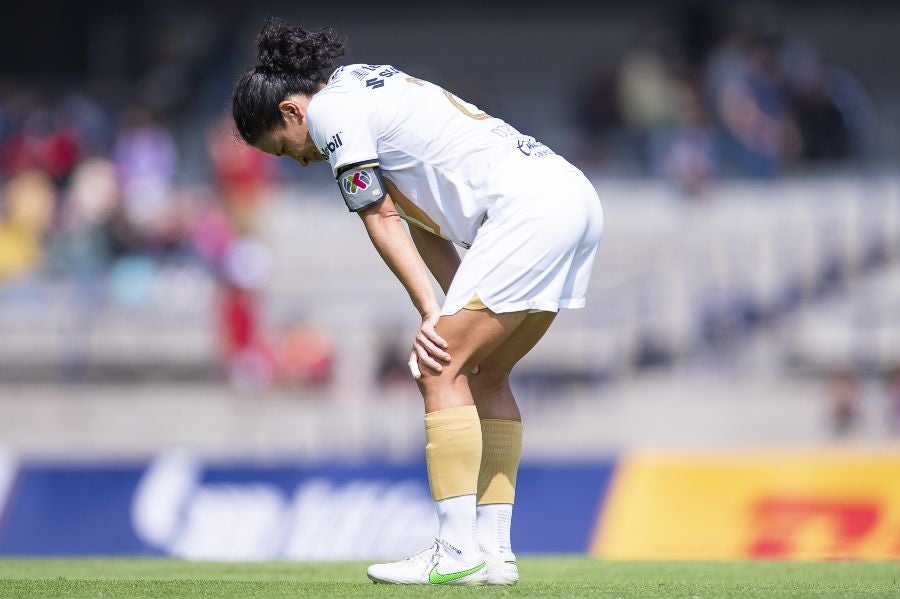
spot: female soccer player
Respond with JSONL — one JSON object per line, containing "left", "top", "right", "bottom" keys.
{"left": 232, "top": 21, "right": 603, "bottom": 585}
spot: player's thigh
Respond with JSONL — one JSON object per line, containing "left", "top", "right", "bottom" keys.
{"left": 475, "top": 310, "right": 557, "bottom": 384}
{"left": 423, "top": 308, "right": 531, "bottom": 381}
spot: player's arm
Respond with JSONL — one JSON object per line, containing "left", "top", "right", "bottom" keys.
{"left": 358, "top": 191, "right": 440, "bottom": 319}
{"left": 335, "top": 162, "right": 445, "bottom": 319}
{"left": 309, "top": 96, "right": 449, "bottom": 373}
{"left": 347, "top": 170, "right": 450, "bottom": 373}
{"left": 359, "top": 192, "right": 452, "bottom": 373}
{"left": 408, "top": 226, "right": 460, "bottom": 295}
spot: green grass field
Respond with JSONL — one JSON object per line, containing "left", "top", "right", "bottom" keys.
{"left": 1, "top": 558, "right": 898, "bottom": 598}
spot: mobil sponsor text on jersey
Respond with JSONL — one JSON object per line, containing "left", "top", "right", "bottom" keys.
{"left": 319, "top": 132, "right": 343, "bottom": 160}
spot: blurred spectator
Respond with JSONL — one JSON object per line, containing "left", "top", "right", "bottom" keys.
{"left": 216, "top": 232, "right": 274, "bottom": 392}
{"left": 780, "top": 40, "right": 848, "bottom": 162}
{"left": 780, "top": 39, "right": 875, "bottom": 163}
{"left": 616, "top": 23, "right": 683, "bottom": 169}
{"left": 112, "top": 109, "right": 178, "bottom": 240}
{"left": 710, "top": 32, "right": 798, "bottom": 177}
{"left": 203, "top": 115, "right": 281, "bottom": 393}
{"left": 573, "top": 65, "right": 620, "bottom": 165}
{"left": 1, "top": 107, "right": 81, "bottom": 185}
{"left": 59, "top": 94, "right": 113, "bottom": 158}
{"left": 886, "top": 366, "right": 900, "bottom": 436}
{"left": 650, "top": 81, "right": 718, "bottom": 195}
{"left": 276, "top": 322, "right": 334, "bottom": 387}
{"left": 48, "top": 158, "right": 118, "bottom": 277}
{"left": 206, "top": 113, "right": 275, "bottom": 227}
{"left": 827, "top": 366, "right": 861, "bottom": 437}
{"left": 0, "top": 169, "right": 55, "bottom": 281}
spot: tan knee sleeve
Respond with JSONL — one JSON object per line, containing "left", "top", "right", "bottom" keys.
{"left": 477, "top": 419, "right": 522, "bottom": 505}
{"left": 424, "top": 405, "right": 482, "bottom": 500}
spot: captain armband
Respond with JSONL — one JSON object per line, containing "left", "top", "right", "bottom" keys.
{"left": 336, "top": 161, "right": 387, "bottom": 212}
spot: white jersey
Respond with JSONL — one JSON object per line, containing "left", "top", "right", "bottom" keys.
{"left": 306, "top": 64, "right": 580, "bottom": 248}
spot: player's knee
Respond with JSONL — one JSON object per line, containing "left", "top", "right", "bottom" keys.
{"left": 469, "top": 363, "right": 510, "bottom": 397}
{"left": 415, "top": 364, "right": 468, "bottom": 393}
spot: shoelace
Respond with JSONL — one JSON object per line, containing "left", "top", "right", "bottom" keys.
{"left": 429, "top": 540, "right": 441, "bottom": 564}
{"left": 415, "top": 541, "right": 441, "bottom": 578}
{"left": 405, "top": 540, "right": 441, "bottom": 565}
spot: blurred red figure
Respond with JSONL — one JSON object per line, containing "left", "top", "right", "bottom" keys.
{"left": 276, "top": 323, "right": 334, "bottom": 387}
{"left": 204, "top": 115, "right": 278, "bottom": 392}
{"left": 219, "top": 286, "right": 256, "bottom": 356}
{"left": 207, "top": 114, "right": 275, "bottom": 222}
{"left": 1, "top": 112, "right": 81, "bottom": 184}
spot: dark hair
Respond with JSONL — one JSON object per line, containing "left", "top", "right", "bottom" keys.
{"left": 232, "top": 19, "right": 346, "bottom": 145}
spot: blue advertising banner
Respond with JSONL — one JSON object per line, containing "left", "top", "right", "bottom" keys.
{"left": 0, "top": 455, "right": 615, "bottom": 558}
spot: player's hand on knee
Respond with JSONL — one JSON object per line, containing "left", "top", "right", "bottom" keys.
{"left": 410, "top": 312, "right": 451, "bottom": 378}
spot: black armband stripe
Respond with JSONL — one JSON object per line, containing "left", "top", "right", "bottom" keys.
{"left": 349, "top": 195, "right": 386, "bottom": 213}
{"left": 335, "top": 159, "right": 380, "bottom": 177}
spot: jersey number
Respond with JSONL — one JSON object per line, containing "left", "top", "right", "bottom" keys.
{"left": 442, "top": 90, "right": 490, "bottom": 120}
{"left": 405, "top": 77, "right": 490, "bottom": 120}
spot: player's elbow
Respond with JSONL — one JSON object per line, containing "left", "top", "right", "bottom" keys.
{"left": 360, "top": 211, "right": 405, "bottom": 246}
{"left": 358, "top": 200, "right": 401, "bottom": 225}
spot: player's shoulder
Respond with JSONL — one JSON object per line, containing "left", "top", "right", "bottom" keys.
{"left": 319, "top": 64, "right": 394, "bottom": 92}
{"left": 331, "top": 63, "right": 395, "bottom": 83}
{"left": 309, "top": 64, "right": 381, "bottom": 110}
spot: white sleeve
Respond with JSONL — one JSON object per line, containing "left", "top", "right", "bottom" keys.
{"left": 307, "top": 92, "right": 379, "bottom": 177}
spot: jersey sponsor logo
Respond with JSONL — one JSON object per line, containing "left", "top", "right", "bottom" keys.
{"left": 342, "top": 170, "right": 372, "bottom": 195}
{"left": 365, "top": 77, "right": 385, "bottom": 89}
{"left": 516, "top": 137, "right": 554, "bottom": 157}
{"left": 319, "top": 133, "right": 343, "bottom": 160}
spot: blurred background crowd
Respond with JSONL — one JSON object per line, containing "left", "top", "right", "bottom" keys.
{"left": 574, "top": 2, "right": 878, "bottom": 188}
{"left": 1, "top": 0, "right": 899, "bottom": 452}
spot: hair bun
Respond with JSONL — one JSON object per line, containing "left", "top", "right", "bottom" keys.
{"left": 257, "top": 19, "right": 346, "bottom": 75}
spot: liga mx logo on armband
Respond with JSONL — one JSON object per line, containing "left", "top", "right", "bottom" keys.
{"left": 343, "top": 170, "right": 371, "bottom": 195}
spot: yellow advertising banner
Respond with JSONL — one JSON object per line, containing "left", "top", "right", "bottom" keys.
{"left": 593, "top": 451, "right": 900, "bottom": 560}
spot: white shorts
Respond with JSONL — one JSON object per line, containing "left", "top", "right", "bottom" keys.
{"left": 442, "top": 169, "right": 604, "bottom": 315}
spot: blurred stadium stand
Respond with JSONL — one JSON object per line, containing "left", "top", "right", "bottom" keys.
{"left": 2, "top": 175, "right": 900, "bottom": 461}
{"left": 1, "top": 0, "right": 900, "bottom": 460}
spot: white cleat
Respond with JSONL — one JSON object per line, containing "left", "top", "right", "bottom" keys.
{"left": 484, "top": 551, "right": 519, "bottom": 585}
{"left": 367, "top": 540, "right": 487, "bottom": 585}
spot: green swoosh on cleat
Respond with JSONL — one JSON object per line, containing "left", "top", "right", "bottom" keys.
{"left": 428, "top": 562, "right": 486, "bottom": 584}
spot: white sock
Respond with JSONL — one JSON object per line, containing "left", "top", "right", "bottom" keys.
{"left": 476, "top": 503, "right": 513, "bottom": 556}
{"left": 435, "top": 494, "right": 478, "bottom": 561}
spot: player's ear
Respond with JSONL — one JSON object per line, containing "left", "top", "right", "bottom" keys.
{"left": 278, "top": 99, "right": 304, "bottom": 123}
